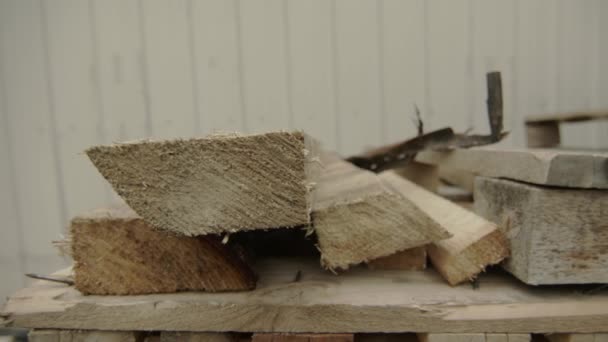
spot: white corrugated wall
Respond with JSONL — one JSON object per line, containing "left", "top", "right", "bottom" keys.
{"left": 1, "top": 0, "right": 607, "bottom": 301}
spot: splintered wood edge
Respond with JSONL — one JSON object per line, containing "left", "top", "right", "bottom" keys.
{"left": 429, "top": 228, "right": 510, "bottom": 286}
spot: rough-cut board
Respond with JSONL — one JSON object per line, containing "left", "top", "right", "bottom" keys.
{"left": 380, "top": 172, "right": 509, "bottom": 285}
{"left": 312, "top": 154, "right": 450, "bottom": 270}
{"left": 253, "top": 334, "right": 353, "bottom": 342}
{"left": 28, "top": 329, "right": 141, "bottom": 341}
{"left": 86, "top": 131, "right": 320, "bottom": 235}
{"left": 71, "top": 207, "right": 256, "bottom": 295}
{"left": 474, "top": 177, "right": 608, "bottom": 285}
{"left": 366, "top": 246, "right": 427, "bottom": 271}
{"left": 416, "top": 147, "right": 608, "bottom": 189}
{"left": 4, "top": 258, "right": 608, "bottom": 333}
{"left": 393, "top": 161, "right": 439, "bottom": 192}
{"left": 545, "top": 334, "right": 608, "bottom": 342}
{"left": 161, "top": 332, "right": 242, "bottom": 342}
{"left": 418, "top": 334, "right": 529, "bottom": 342}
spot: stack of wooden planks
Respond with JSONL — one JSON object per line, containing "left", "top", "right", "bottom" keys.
{"left": 3, "top": 129, "right": 608, "bottom": 339}
{"left": 416, "top": 146, "right": 608, "bottom": 285}
{"left": 59, "top": 131, "right": 511, "bottom": 294}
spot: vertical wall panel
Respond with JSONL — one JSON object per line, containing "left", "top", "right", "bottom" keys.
{"left": 44, "top": 0, "right": 109, "bottom": 217}
{"left": 94, "top": 0, "right": 148, "bottom": 142}
{"left": 288, "top": 0, "right": 338, "bottom": 149}
{"left": 426, "top": 0, "right": 470, "bottom": 133}
{"left": 470, "top": 0, "right": 516, "bottom": 144}
{"left": 557, "top": 1, "right": 596, "bottom": 148}
{"left": 0, "top": 0, "right": 66, "bottom": 275}
{"left": 191, "top": 0, "right": 245, "bottom": 134}
{"left": 238, "top": 0, "right": 291, "bottom": 133}
{"left": 382, "top": 0, "right": 427, "bottom": 142}
{"left": 141, "top": 0, "right": 197, "bottom": 138}
{"left": 0, "top": 52, "right": 25, "bottom": 301}
{"left": 333, "top": 0, "right": 383, "bottom": 155}
{"left": 515, "top": 0, "right": 559, "bottom": 147}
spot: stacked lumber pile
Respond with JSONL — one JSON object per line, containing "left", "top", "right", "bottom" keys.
{"left": 59, "top": 130, "right": 514, "bottom": 295}
{"left": 416, "top": 146, "right": 608, "bottom": 285}
{"left": 3, "top": 125, "right": 608, "bottom": 339}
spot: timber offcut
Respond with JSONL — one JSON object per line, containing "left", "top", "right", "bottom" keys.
{"left": 87, "top": 131, "right": 321, "bottom": 236}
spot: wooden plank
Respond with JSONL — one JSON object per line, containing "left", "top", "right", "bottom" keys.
{"left": 418, "top": 333, "right": 485, "bottom": 342}
{"left": 252, "top": 334, "right": 353, "bottom": 342}
{"left": 86, "top": 131, "right": 320, "bottom": 235}
{"left": 6, "top": 257, "right": 608, "bottom": 333}
{"left": 525, "top": 122, "right": 561, "bottom": 148}
{"left": 71, "top": 207, "right": 256, "bottom": 295}
{"left": 525, "top": 111, "right": 608, "bottom": 125}
{"left": 161, "top": 332, "right": 240, "bottom": 342}
{"left": 313, "top": 155, "right": 450, "bottom": 270}
{"left": 545, "top": 334, "right": 608, "bottom": 342}
{"left": 28, "top": 329, "right": 141, "bottom": 342}
{"left": 367, "top": 246, "right": 427, "bottom": 271}
{"left": 393, "top": 161, "right": 439, "bottom": 193}
{"left": 474, "top": 176, "right": 608, "bottom": 285}
{"left": 381, "top": 172, "right": 509, "bottom": 285}
{"left": 416, "top": 147, "right": 608, "bottom": 189}
{"left": 419, "top": 334, "right": 530, "bottom": 342}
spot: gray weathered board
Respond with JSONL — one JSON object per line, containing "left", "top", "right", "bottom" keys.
{"left": 3, "top": 258, "right": 608, "bottom": 333}
{"left": 474, "top": 176, "right": 608, "bottom": 285}
{"left": 416, "top": 147, "right": 608, "bottom": 189}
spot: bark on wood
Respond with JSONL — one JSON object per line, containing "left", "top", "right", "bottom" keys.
{"left": 312, "top": 154, "right": 450, "bottom": 270}
{"left": 416, "top": 147, "right": 608, "bottom": 189}
{"left": 86, "top": 131, "right": 320, "bottom": 236}
{"left": 366, "top": 246, "right": 427, "bottom": 271}
{"left": 380, "top": 172, "right": 509, "bottom": 285}
{"left": 71, "top": 207, "right": 256, "bottom": 295}
{"left": 5, "top": 258, "right": 608, "bottom": 333}
{"left": 474, "top": 177, "right": 608, "bottom": 285}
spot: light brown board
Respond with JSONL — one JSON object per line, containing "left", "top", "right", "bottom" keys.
{"left": 252, "top": 334, "right": 353, "bottom": 342}
{"left": 419, "top": 334, "right": 529, "bottom": 342}
{"left": 380, "top": 172, "right": 509, "bottom": 285}
{"left": 5, "top": 258, "right": 608, "bottom": 333}
{"left": 71, "top": 207, "right": 256, "bottom": 294}
{"left": 28, "top": 329, "right": 141, "bottom": 342}
{"left": 545, "top": 334, "right": 608, "bottom": 342}
{"left": 367, "top": 246, "right": 427, "bottom": 271}
{"left": 393, "top": 161, "right": 439, "bottom": 192}
{"left": 416, "top": 147, "right": 608, "bottom": 189}
{"left": 312, "top": 154, "right": 450, "bottom": 270}
{"left": 474, "top": 177, "right": 608, "bottom": 285}
{"left": 525, "top": 110, "right": 608, "bottom": 124}
{"left": 86, "top": 131, "right": 320, "bottom": 235}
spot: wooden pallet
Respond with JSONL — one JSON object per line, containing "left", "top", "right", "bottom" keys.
{"left": 3, "top": 258, "right": 608, "bottom": 334}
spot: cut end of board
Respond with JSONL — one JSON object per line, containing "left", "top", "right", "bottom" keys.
{"left": 71, "top": 207, "right": 257, "bottom": 295}
{"left": 86, "top": 131, "right": 320, "bottom": 236}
